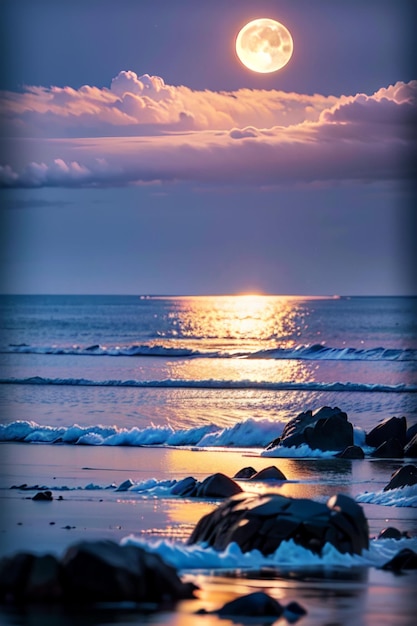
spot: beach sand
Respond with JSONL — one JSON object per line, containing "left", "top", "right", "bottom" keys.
{"left": 1, "top": 442, "right": 417, "bottom": 625}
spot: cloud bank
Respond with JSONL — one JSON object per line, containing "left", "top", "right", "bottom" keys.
{"left": 0, "top": 72, "right": 415, "bottom": 188}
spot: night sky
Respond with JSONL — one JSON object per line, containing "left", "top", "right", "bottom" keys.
{"left": 1, "top": 0, "right": 416, "bottom": 296}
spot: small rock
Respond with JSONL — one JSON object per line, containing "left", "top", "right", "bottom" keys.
{"left": 249, "top": 466, "right": 286, "bottom": 481}
{"left": 32, "top": 491, "right": 53, "bottom": 501}
{"left": 234, "top": 466, "right": 257, "bottom": 479}
{"left": 381, "top": 548, "right": 417, "bottom": 571}
{"left": 217, "top": 591, "right": 283, "bottom": 617}
{"left": 335, "top": 445, "right": 365, "bottom": 459}
{"left": 284, "top": 600, "right": 308, "bottom": 623}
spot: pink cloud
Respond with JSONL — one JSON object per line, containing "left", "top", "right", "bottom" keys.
{"left": 0, "top": 74, "right": 414, "bottom": 188}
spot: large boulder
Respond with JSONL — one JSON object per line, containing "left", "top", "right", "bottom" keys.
{"left": 365, "top": 416, "right": 407, "bottom": 448}
{"left": 0, "top": 540, "right": 196, "bottom": 605}
{"left": 188, "top": 492, "right": 369, "bottom": 557}
{"left": 266, "top": 406, "right": 353, "bottom": 452}
{"left": 383, "top": 465, "right": 417, "bottom": 491}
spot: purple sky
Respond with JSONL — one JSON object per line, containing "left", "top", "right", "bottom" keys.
{"left": 0, "top": 0, "right": 416, "bottom": 295}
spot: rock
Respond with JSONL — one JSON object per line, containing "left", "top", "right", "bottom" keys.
{"left": 377, "top": 527, "right": 407, "bottom": 540}
{"left": 195, "top": 473, "right": 242, "bottom": 498}
{"left": 115, "top": 479, "right": 135, "bottom": 492}
{"left": 366, "top": 416, "right": 407, "bottom": 448}
{"left": 383, "top": 465, "right": 417, "bottom": 491}
{"left": 249, "top": 466, "right": 286, "bottom": 481}
{"left": 188, "top": 492, "right": 369, "bottom": 557}
{"left": 404, "top": 433, "right": 417, "bottom": 458}
{"left": 217, "top": 591, "right": 283, "bottom": 617}
{"left": 0, "top": 541, "right": 196, "bottom": 605}
{"left": 370, "top": 438, "right": 404, "bottom": 459}
{"left": 24, "top": 555, "right": 62, "bottom": 602}
{"left": 32, "top": 491, "right": 53, "bottom": 501}
{"left": 270, "top": 406, "right": 353, "bottom": 452}
{"left": 335, "top": 445, "right": 365, "bottom": 459}
{"left": 234, "top": 466, "right": 257, "bottom": 479}
{"left": 284, "top": 600, "right": 308, "bottom": 623}
{"left": 381, "top": 548, "right": 417, "bottom": 571}
{"left": 170, "top": 476, "right": 198, "bottom": 496}
{"left": 61, "top": 540, "right": 196, "bottom": 604}
{"left": 406, "top": 423, "right": 417, "bottom": 444}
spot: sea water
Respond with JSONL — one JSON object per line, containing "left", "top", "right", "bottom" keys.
{"left": 0, "top": 294, "right": 416, "bottom": 440}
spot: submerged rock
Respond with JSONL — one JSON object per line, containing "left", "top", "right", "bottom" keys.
{"left": 0, "top": 540, "right": 196, "bottom": 606}
{"left": 217, "top": 591, "right": 283, "bottom": 617}
{"left": 383, "top": 465, "right": 417, "bottom": 491}
{"left": 188, "top": 492, "right": 369, "bottom": 557}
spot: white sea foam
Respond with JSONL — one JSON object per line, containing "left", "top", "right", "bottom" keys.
{"left": 0, "top": 419, "right": 284, "bottom": 449}
{"left": 356, "top": 484, "right": 417, "bottom": 508}
{"left": 120, "top": 535, "right": 417, "bottom": 572}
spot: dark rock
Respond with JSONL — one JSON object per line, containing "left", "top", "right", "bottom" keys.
{"left": 170, "top": 476, "right": 198, "bottom": 496}
{"left": 370, "top": 438, "right": 404, "bottom": 459}
{"left": 234, "top": 466, "right": 257, "bottom": 479}
{"left": 284, "top": 600, "right": 308, "bottom": 623}
{"left": 0, "top": 553, "right": 35, "bottom": 602}
{"left": 378, "top": 527, "right": 404, "bottom": 540}
{"left": 383, "top": 465, "right": 417, "bottom": 491}
{"left": 195, "top": 473, "right": 242, "bottom": 498}
{"left": 404, "top": 433, "right": 417, "bottom": 458}
{"left": 270, "top": 406, "right": 353, "bottom": 452}
{"left": 265, "top": 436, "right": 281, "bottom": 450}
{"left": 32, "top": 491, "right": 53, "bottom": 501}
{"left": 335, "top": 445, "right": 365, "bottom": 459}
{"left": 24, "top": 555, "right": 63, "bottom": 602}
{"left": 249, "top": 466, "right": 286, "bottom": 481}
{"left": 217, "top": 591, "right": 283, "bottom": 617}
{"left": 61, "top": 540, "right": 196, "bottom": 604}
{"left": 381, "top": 548, "right": 417, "bottom": 571}
{"left": 188, "top": 492, "right": 368, "bottom": 557}
{"left": 406, "top": 423, "right": 417, "bottom": 444}
{"left": 115, "top": 479, "right": 134, "bottom": 492}
{"left": 366, "top": 416, "right": 407, "bottom": 448}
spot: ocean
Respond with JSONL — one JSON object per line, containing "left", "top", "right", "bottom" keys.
{"left": 1, "top": 294, "right": 417, "bottom": 625}
{"left": 0, "top": 294, "right": 416, "bottom": 440}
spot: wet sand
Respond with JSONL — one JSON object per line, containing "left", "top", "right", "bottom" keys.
{"left": 1, "top": 442, "right": 417, "bottom": 625}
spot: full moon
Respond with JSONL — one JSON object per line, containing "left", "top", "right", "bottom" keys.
{"left": 235, "top": 18, "right": 293, "bottom": 73}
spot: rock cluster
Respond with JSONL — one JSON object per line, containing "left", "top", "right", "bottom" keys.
{"left": 188, "top": 492, "right": 369, "bottom": 556}
{"left": 266, "top": 406, "right": 353, "bottom": 453}
{"left": 171, "top": 467, "right": 287, "bottom": 499}
{"left": 265, "top": 408, "right": 417, "bottom": 459}
{"left": 0, "top": 540, "right": 196, "bottom": 606}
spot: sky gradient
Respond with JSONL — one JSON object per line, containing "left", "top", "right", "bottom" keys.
{"left": 1, "top": 0, "right": 416, "bottom": 295}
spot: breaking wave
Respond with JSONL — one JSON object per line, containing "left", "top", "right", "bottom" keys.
{"left": 3, "top": 343, "right": 417, "bottom": 361}
{"left": 1, "top": 376, "right": 415, "bottom": 393}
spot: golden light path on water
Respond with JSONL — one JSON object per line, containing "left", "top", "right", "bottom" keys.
{"left": 161, "top": 294, "right": 317, "bottom": 353}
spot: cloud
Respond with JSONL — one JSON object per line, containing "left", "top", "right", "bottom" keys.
{"left": 0, "top": 73, "right": 415, "bottom": 188}
{"left": 0, "top": 71, "right": 338, "bottom": 137}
